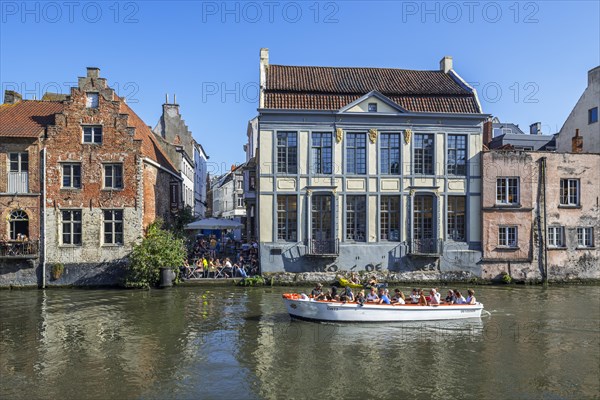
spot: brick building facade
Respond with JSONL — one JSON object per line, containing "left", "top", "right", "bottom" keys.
{"left": 0, "top": 68, "right": 181, "bottom": 287}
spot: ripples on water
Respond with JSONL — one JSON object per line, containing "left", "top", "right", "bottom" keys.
{"left": 1, "top": 285, "right": 599, "bottom": 399}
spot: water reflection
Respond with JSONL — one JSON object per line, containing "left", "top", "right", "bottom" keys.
{"left": 1, "top": 286, "right": 598, "bottom": 400}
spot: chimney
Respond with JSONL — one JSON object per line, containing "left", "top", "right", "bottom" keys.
{"left": 483, "top": 119, "right": 493, "bottom": 147}
{"left": 572, "top": 129, "right": 583, "bottom": 153}
{"left": 259, "top": 48, "right": 269, "bottom": 108}
{"left": 4, "top": 90, "right": 22, "bottom": 104}
{"left": 87, "top": 67, "right": 100, "bottom": 79}
{"left": 529, "top": 122, "right": 542, "bottom": 135}
{"left": 440, "top": 56, "right": 453, "bottom": 73}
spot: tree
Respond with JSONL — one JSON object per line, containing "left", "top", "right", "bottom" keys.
{"left": 125, "top": 220, "right": 186, "bottom": 288}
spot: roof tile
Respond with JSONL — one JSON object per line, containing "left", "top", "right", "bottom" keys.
{"left": 0, "top": 101, "right": 64, "bottom": 137}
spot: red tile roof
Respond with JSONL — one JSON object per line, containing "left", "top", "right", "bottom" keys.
{"left": 0, "top": 101, "right": 64, "bottom": 138}
{"left": 265, "top": 65, "right": 480, "bottom": 113}
{"left": 119, "top": 101, "right": 178, "bottom": 175}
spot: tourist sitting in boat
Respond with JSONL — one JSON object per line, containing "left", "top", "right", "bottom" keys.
{"left": 366, "top": 287, "right": 379, "bottom": 302}
{"left": 367, "top": 275, "right": 378, "bottom": 287}
{"left": 349, "top": 272, "right": 361, "bottom": 285}
{"left": 454, "top": 290, "right": 467, "bottom": 304}
{"left": 340, "top": 286, "right": 354, "bottom": 302}
{"left": 391, "top": 289, "right": 405, "bottom": 304}
{"left": 429, "top": 288, "right": 441, "bottom": 304}
{"left": 418, "top": 289, "right": 429, "bottom": 306}
{"left": 355, "top": 290, "right": 366, "bottom": 306}
{"left": 466, "top": 289, "right": 477, "bottom": 304}
{"left": 410, "top": 288, "right": 419, "bottom": 304}
{"left": 327, "top": 286, "right": 339, "bottom": 301}
{"left": 311, "top": 283, "right": 325, "bottom": 300}
{"left": 445, "top": 290, "right": 455, "bottom": 304}
{"left": 378, "top": 288, "right": 391, "bottom": 304}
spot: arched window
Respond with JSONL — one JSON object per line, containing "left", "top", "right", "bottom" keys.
{"left": 9, "top": 210, "right": 29, "bottom": 240}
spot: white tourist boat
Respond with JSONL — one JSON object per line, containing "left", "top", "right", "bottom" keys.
{"left": 282, "top": 294, "right": 483, "bottom": 322}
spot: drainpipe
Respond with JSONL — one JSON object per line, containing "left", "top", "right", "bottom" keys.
{"left": 541, "top": 157, "right": 548, "bottom": 283}
{"left": 41, "top": 147, "right": 47, "bottom": 289}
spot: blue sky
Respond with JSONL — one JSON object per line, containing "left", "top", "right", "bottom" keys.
{"left": 1, "top": 1, "right": 599, "bottom": 173}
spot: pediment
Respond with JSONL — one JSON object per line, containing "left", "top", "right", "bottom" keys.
{"left": 338, "top": 91, "right": 408, "bottom": 114}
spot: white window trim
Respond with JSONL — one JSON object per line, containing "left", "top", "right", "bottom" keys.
{"left": 560, "top": 179, "right": 580, "bottom": 206}
{"left": 498, "top": 226, "right": 518, "bottom": 248}
{"left": 103, "top": 163, "right": 124, "bottom": 190}
{"left": 82, "top": 125, "right": 103, "bottom": 144}
{"left": 548, "top": 226, "right": 565, "bottom": 248}
{"left": 576, "top": 227, "right": 594, "bottom": 248}
{"left": 496, "top": 177, "right": 520, "bottom": 205}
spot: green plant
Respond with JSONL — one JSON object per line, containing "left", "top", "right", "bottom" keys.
{"left": 501, "top": 272, "right": 512, "bottom": 284}
{"left": 237, "top": 275, "right": 265, "bottom": 287}
{"left": 169, "top": 206, "right": 195, "bottom": 238}
{"left": 51, "top": 263, "right": 64, "bottom": 280}
{"left": 125, "top": 220, "right": 186, "bottom": 288}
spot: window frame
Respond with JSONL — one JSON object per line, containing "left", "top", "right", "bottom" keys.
{"left": 498, "top": 226, "right": 518, "bottom": 248}
{"left": 547, "top": 226, "right": 565, "bottom": 248}
{"left": 86, "top": 92, "right": 99, "bottom": 109}
{"left": 414, "top": 133, "right": 434, "bottom": 175}
{"left": 311, "top": 132, "right": 333, "bottom": 175}
{"left": 447, "top": 196, "right": 466, "bottom": 242}
{"left": 496, "top": 177, "right": 520, "bottom": 205}
{"left": 103, "top": 164, "right": 124, "bottom": 190}
{"left": 103, "top": 209, "right": 124, "bottom": 246}
{"left": 61, "top": 163, "right": 82, "bottom": 189}
{"left": 380, "top": 195, "right": 400, "bottom": 241}
{"left": 61, "top": 209, "right": 82, "bottom": 246}
{"left": 368, "top": 103, "right": 377, "bottom": 112}
{"left": 589, "top": 107, "right": 598, "bottom": 124}
{"left": 577, "top": 227, "right": 594, "bottom": 248}
{"left": 346, "top": 195, "right": 366, "bottom": 242}
{"left": 447, "top": 134, "right": 467, "bottom": 176}
{"left": 560, "top": 179, "right": 580, "bottom": 206}
{"left": 346, "top": 132, "right": 367, "bottom": 175}
{"left": 276, "top": 131, "right": 298, "bottom": 174}
{"left": 82, "top": 125, "right": 103, "bottom": 144}
{"left": 277, "top": 195, "right": 297, "bottom": 242}
{"left": 9, "top": 152, "right": 28, "bottom": 173}
{"left": 380, "top": 132, "right": 401, "bottom": 175}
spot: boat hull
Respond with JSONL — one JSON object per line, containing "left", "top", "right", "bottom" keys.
{"left": 283, "top": 297, "right": 483, "bottom": 322}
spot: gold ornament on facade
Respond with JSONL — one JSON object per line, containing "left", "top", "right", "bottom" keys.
{"left": 335, "top": 128, "right": 343, "bottom": 143}
{"left": 403, "top": 129, "right": 412, "bottom": 144}
{"left": 368, "top": 128, "right": 378, "bottom": 144}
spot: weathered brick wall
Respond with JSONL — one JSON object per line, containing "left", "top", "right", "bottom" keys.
{"left": 142, "top": 163, "right": 175, "bottom": 229}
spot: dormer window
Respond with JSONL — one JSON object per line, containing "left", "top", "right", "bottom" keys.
{"left": 86, "top": 92, "right": 99, "bottom": 108}
{"left": 368, "top": 103, "right": 377, "bottom": 112}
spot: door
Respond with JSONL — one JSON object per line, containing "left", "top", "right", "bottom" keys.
{"left": 311, "top": 194, "right": 334, "bottom": 254}
{"left": 413, "top": 195, "right": 436, "bottom": 253}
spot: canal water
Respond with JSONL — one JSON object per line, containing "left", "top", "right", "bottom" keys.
{"left": 1, "top": 285, "right": 598, "bottom": 400}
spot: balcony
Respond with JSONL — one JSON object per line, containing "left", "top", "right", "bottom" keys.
{"left": 408, "top": 238, "right": 442, "bottom": 256}
{"left": 307, "top": 239, "right": 339, "bottom": 257}
{"left": 8, "top": 172, "right": 29, "bottom": 193}
{"left": 0, "top": 240, "right": 39, "bottom": 259}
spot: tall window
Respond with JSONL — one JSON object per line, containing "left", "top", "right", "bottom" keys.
{"left": 589, "top": 107, "right": 598, "bottom": 124}
{"left": 413, "top": 195, "right": 434, "bottom": 240}
{"left": 380, "top": 196, "right": 400, "bottom": 241}
{"left": 499, "top": 226, "right": 518, "bottom": 247}
{"left": 414, "top": 134, "right": 434, "bottom": 174}
{"left": 103, "top": 210, "right": 123, "bottom": 245}
{"left": 447, "top": 196, "right": 466, "bottom": 241}
{"left": 276, "top": 131, "right": 297, "bottom": 174}
{"left": 104, "top": 164, "right": 123, "bottom": 189}
{"left": 83, "top": 126, "right": 102, "bottom": 144}
{"left": 577, "top": 227, "right": 594, "bottom": 248}
{"left": 62, "top": 163, "right": 81, "bottom": 189}
{"left": 311, "top": 132, "right": 332, "bottom": 174}
{"left": 8, "top": 153, "right": 29, "bottom": 193}
{"left": 380, "top": 133, "right": 400, "bottom": 174}
{"left": 346, "top": 133, "right": 366, "bottom": 174}
{"left": 496, "top": 178, "right": 519, "bottom": 204}
{"left": 447, "top": 135, "right": 466, "bottom": 175}
{"left": 61, "top": 210, "right": 82, "bottom": 245}
{"left": 560, "top": 179, "right": 579, "bottom": 206}
{"left": 548, "top": 226, "right": 564, "bottom": 248}
{"left": 8, "top": 210, "right": 29, "bottom": 240}
{"left": 346, "top": 196, "right": 366, "bottom": 241}
{"left": 277, "top": 196, "right": 297, "bottom": 241}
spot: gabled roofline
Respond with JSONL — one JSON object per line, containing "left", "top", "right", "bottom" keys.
{"left": 258, "top": 107, "right": 491, "bottom": 119}
{"left": 337, "top": 90, "right": 410, "bottom": 114}
{"left": 448, "top": 69, "right": 483, "bottom": 113}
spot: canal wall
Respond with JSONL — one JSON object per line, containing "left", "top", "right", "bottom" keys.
{"left": 0, "top": 260, "right": 127, "bottom": 288}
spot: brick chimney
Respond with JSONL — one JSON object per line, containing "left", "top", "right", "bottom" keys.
{"left": 440, "top": 56, "right": 453, "bottom": 73}
{"left": 4, "top": 90, "right": 22, "bottom": 104}
{"left": 259, "top": 48, "right": 269, "bottom": 108}
{"left": 483, "top": 119, "right": 493, "bottom": 147}
{"left": 87, "top": 67, "right": 100, "bottom": 78}
{"left": 572, "top": 129, "right": 583, "bottom": 153}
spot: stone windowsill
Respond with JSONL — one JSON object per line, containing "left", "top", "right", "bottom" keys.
{"left": 558, "top": 204, "right": 581, "bottom": 209}
{"left": 101, "top": 188, "right": 124, "bottom": 192}
{"left": 547, "top": 246, "right": 567, "bottom": 251}
{"left": 575, "top": 246, "right": 596, "bottom": 250}
{"left": 495, "top": 246, "right": 520, "bottom": 251}
{"left": 494, "top": 203, "right": 522, "bottom": 208}
{"left": 60, "top": 188, "right": 82, "bottom": 191}
{"left": 102, "top": 244, "right": 124, "bottom": 248}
